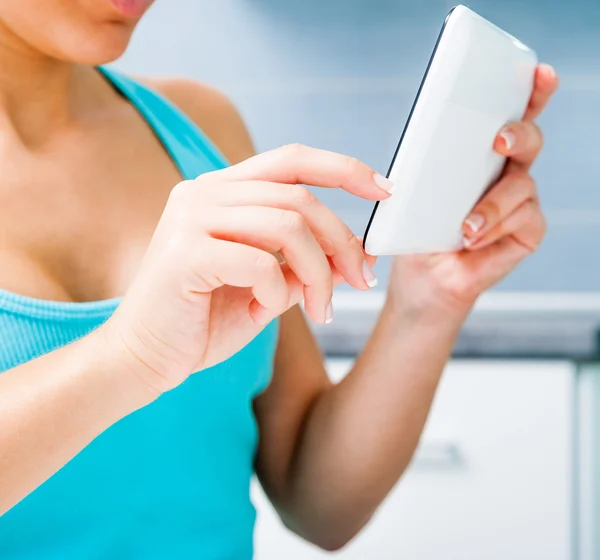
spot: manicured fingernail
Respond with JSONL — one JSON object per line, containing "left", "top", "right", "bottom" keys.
{"left": 463, "top": 236, "right": 474, "bottom": 248}
{"left": 325, "top": 301, "right": 334, "bottom": 324}
{"left": 465, "top": 213, "right": 485, "bottom": 234}
{"left": 499, "top": 127, "right": 517, "bottom": 151}
{"left": 362, "top": 261, "right": 378, "bottom": 288}
{"left": 373, "top": 173, "right": 395, "bottom": 194}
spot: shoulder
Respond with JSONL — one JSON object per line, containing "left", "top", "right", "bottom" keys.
{"left": 138, "top": 76, "right": 255, "bottom": 164}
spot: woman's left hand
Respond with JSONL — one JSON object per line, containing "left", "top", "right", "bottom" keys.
{"left": 389, "top": 64, "right": 560, "bottom": 315}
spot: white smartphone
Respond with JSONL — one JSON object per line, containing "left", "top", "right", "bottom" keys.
{"left": 363, "top": 5, "right": 538, "bottom": 256}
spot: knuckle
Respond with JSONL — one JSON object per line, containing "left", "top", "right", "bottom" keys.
{"left": 167, "top": 180, "right": 218, "bottom": 228}
{"left": 525, "top": 176, "right": 537, "bottom": 195}
{"left": 539, "top": 214, "right": 548, "bottom": 237}
{"left": 517, "top": 172, "right": 536, "bottom": 193}
{"left": 279, "top": 143, "right": 306, "bottom": 160}
{"left": 505, "top": 171, "right": 536, "bottom": 196}
{"left": 531, "top": 229, "right": 546, "bottom": 252}
{"left": 479, "top": 198, "right": 501, "bottom": 222}
{"left": 195, "top": 169, "right": 218, "bottom": 183}
{"left": 344, "top": 156, "right": 362, "bottom": 180}
{"left": 313, "top": 270, "right": 334, "bottom": 295}
{"left": 169, "top": 180, "right": 195, "bottom": 203}
{"left": 522, "top": 202, "right": 546, "bottom": 252}
{"left": 342, "top": 226, "right": 358, "bottom": 250}
{"left": 166, "top": 181, "right": 198, "bottom": 224}
{"left": 523, "top": 199, "right": 538, "bottom": 215}
{"left": 520, "top": 171, "right": 535, "bottom": 186}
{"left": 509, "top": 170, "right": 529, "bottom": 184}
{"left": 531, "top": 201, "right": 547, "bottom": 231}
{"left": 314, "top": 255, "right": 334, "bottom": 283}
{"left": 289, "top": 184, "right": 316, "bottom": 206}
{"left": 278, "top": 210, "right": 306, "bottom": 235}
{"left": 253, "top": 251, "right": 279, "bottom": 275}
{"left": 530, "top": 121, "right": 544, "bottom": 148}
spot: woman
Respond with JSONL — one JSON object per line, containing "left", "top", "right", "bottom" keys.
{"left": 0, "top": 0, "right": 558, "bottom": 558}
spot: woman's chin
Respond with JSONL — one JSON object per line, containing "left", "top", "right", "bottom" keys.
{"left": 55, "top": 24, "right": 135, "bottom": 65}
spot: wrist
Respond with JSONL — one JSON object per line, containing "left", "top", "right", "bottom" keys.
{"left": 383, "top": 286, "right": 475, "bottom": 328}
{"left": 86, "top": 324, "right": 164, "bottom": 408}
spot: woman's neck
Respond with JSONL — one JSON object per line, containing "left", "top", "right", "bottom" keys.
{"left": 0, "top": 21, "right": 100, "bottom": 147}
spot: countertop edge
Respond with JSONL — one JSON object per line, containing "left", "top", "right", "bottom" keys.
{"left": 312, "top": 292, "right": 600, "bottom": 359}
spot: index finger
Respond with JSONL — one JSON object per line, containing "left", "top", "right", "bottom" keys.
{"left": 203, "top": 144, "right": 395, "bottom": 201}
{"left": 523, "top": 63, "right": 560, "bottom": 121}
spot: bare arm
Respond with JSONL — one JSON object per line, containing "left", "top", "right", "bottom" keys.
{"left": 255, "top": 301, "right": 465, "bottom": 550}
{"left": 0, "top": 332, "right": 156, "bottom": 515}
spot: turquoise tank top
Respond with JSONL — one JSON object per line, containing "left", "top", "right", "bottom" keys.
{"left": 0, "top": 67, "right": 279, "bottom": 559}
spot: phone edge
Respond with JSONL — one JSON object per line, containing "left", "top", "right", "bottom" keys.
{"left": 361, "top": 5, "right": 458, "bottom": 254}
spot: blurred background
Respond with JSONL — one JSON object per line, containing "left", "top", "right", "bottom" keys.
{"left": 115, "top": 1, "right": 600, "bottom": 558}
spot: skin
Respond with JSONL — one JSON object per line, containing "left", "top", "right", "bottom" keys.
{"left": 0, "top": 0, "right": 559, "bottom": 551}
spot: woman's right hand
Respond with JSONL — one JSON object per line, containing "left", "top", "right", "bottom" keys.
{"left": 102, "top": 145, "right": 390, "bottom": 393}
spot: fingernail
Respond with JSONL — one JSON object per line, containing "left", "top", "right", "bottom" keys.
{"left": 362, "top": 261, "right": 378, "bottom": 288}
{"left": 465, "top": 213, "right": 485, "bottom": 234}
{"left": 254, "top": 304, "right": 271, "bottom": 326}
{"left": 373, "top": 173, "right": 395, "bottom": 194}
{"left": 325, "top": 301, "right": 334, "bottom": 324}
{"left": 463, "top": 236, "right": 474, "bottom": 248}
{"left": 541, "top": 63, "right": 556, "bottom": 79}
{"left": 499, "top": 127, "right": 517, "bottom": 151}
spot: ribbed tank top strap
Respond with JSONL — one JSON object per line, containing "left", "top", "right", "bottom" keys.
{"left": 98, "top": 66, "right": 229, "bottom": 180}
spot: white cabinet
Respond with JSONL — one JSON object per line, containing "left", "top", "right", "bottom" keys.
{"left": 253, "top": 359, "right": 574, "bottom": 560}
